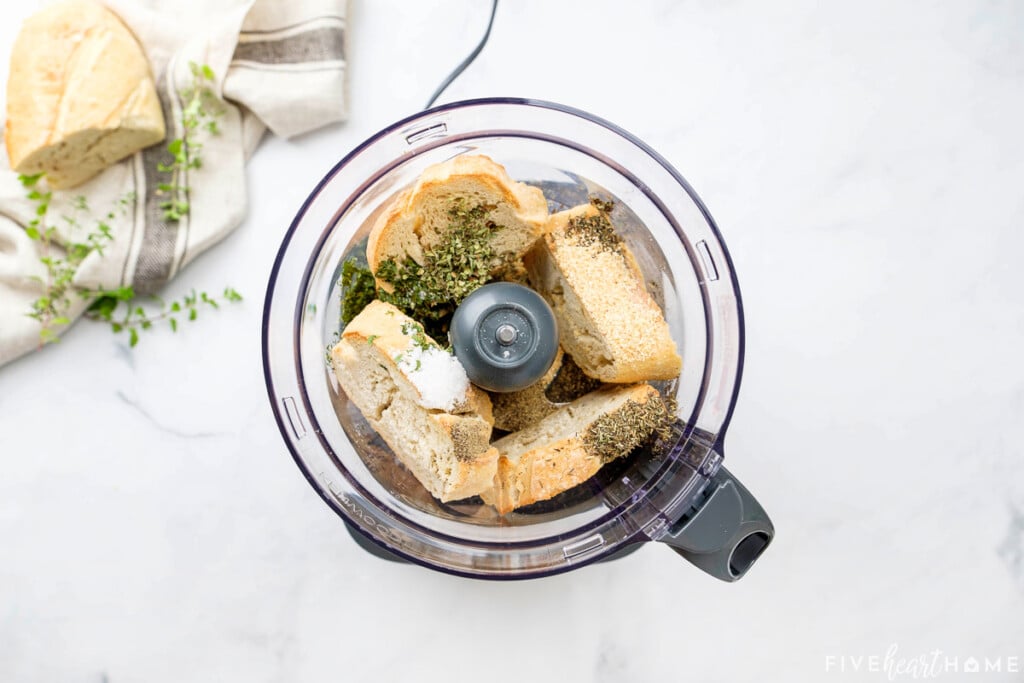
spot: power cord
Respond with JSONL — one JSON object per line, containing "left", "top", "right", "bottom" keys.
{"left": 423, "top": 0, "right": 499, "bottom": 109}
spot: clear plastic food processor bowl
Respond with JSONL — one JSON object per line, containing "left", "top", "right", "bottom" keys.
{"left": 263, "top": 99, "right": 773, "bottom": 580}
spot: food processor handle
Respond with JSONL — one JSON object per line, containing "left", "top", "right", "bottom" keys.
{"left": 657, "top": 464, "right": 774, "bottom": 582}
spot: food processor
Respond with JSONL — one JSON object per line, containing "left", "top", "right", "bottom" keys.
{"left": 262, "top": 98, "right": 774, "bottom": 581}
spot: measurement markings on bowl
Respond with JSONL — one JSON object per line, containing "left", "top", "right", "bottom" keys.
{"left": 281, "top": 396, "right": 307, "bottom": 439}
{"left": 404, "top": 122, "right": 448, "bottom": 145}
{"left": 696, "top": 240, "right": 720, "bottom": 282}
{"left": 562, "top": 534, "right": 605, "bottom": 560}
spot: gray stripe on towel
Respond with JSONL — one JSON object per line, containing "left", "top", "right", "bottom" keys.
{"left": 133, "top": 68, "right": 183, "bottom": 295}
{"left": 233, "top": 26, "right": 345, "bottom": 64}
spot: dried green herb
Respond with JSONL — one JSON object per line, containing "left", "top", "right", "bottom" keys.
{"left": 584, "top": 395, "right": 669, "bottom": 463}
{"left": 339, "top": 258, "right": 376, "bottom": 326}
{"left": 544, "top": 354, "right": 603, "bottom": 404}
{"left": 375, "top": 257, "right": 436, "bottom": 321}
{"left": 400, "top": 320, "right": 434, "bottom": 350}
{"left": 565, "top": 197, "right": 623, "bottom": 255}
{"left": 589, "top": 196, "right": 615, "bottom": 214}
{"left": 375, "top": 200, "right": 502, "bottom": 337}
{"left": 422, "top": 201, "right": 499, "bottom": 301}
{"left": 657, "top": 394, "right": 680, "bottom": 443}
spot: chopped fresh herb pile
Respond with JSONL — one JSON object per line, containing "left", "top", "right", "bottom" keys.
{"left": 339, "top": 257, "right": 376, "bottom": 326}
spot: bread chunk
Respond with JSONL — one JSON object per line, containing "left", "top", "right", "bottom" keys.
{"left": 5, "top": 0, "right": 166, "bottom": 188}
{"left": 526, "top": 203, "right": 682, "bottom": 383}
{"left": 331, "top": 300, "right": 497, "bottom": 501}
{"left": 367, "top": 155, "right": 548, "bottom": 288}
{"left": 482, "top": 384, "right": 665, "bottom": 514}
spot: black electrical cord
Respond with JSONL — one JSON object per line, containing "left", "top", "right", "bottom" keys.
{"left": 424, "top": 0, "right": 499, "bottom": 109}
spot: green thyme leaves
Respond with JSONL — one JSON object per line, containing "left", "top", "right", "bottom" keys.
{"left": 18, "top": 172, "right": 241, "bottom": 348}
{"left": 156, "top": 62, "right": 223, "bottom": 222}
{"left": 86, "top": 287, "right": 243, "bottom": 347}
{"left": 18, "top": 174, "right": 129, "bottom": 345}
{"left": 400, "top": 320, "right": 432, "bottom": 350}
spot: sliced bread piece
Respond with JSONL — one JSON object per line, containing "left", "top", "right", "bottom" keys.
{"left": 367, "top": 154, "right": 549, "bottom": 291}
{"left": 482, "top": 383, "right": 666, "bottom": 515}
{"left": 5, "top": 0, "right": 166, "bottom": 188}
{"left": 331, "top": 300, "right": 496, "bottom": 501}
{"left": 525, "top": 203, "right": 682, "bottom": 383}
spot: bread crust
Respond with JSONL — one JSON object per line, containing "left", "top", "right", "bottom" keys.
{"left": 482, "top": 384, "right": 663, "bottom": 514}
{"left": 526, "top": 204, "right": 682, "bottom": 383}
{"left": 366, "top": 155, "right": 549, "bottom": 288}
{"left": 5, "top": 0, "right": 166, "bottom": 188}
{"left": 331, "top": 300, "right": 497, "bottom": 501}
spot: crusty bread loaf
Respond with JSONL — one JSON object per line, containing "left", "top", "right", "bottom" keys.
{"left": 331, "top": 300, "right": 497, "bottom": 501}
{"left": 366, "top": 155, "right": 548, "bottom": 287}
{"left": 4, "top": 0, "right": 166, "bottom": 188}
{"left": 482, "top": 383, "right": 665, "bottom": 514}
{"left": 526, "top": 203, "right": 682, "bottom": 383}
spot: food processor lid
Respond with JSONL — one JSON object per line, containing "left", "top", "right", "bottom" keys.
{"left": 262, "top": 98, "right": 772, "bottom": 580}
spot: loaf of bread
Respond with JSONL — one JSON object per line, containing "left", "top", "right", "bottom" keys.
{"left": 526, "top": 203, "right": 682, "bottom": 383}
{"left": 4, "top": 0, "right": 166, "bottom": 188}
{"left": 331, "top": 300, "right": 497, "bottom": 501}
{"left": 482, "top": 383, "right": 666, "bottom": 514}
{"left": 367, "top": 155, "right": 548, "bottom": 289}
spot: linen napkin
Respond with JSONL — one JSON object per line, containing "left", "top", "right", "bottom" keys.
{"left": 0, "top": 0, "right": 348, "bottom": 366}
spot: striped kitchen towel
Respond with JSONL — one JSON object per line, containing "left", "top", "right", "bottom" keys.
{"left": 0, "top": 0, "right": 348, "bottom": 366}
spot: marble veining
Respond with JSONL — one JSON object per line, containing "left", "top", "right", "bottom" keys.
{"left": 114, "top": 391, "right": 233, "bottom": 441}
{"left": 999, "top": 504, "right": 1024, "bottom": 587}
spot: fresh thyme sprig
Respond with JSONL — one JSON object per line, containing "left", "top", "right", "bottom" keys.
{"left": 156, "top": 62, "right": 223, "bottom": 222}
{"left": 19, "top": 174, "right": 124, "bottom": 344}
{"left": 86, "top": 287, "right": 243, "bottom": 347}
{"left": 18, "top": 173, "right": 241, "bottom": 348}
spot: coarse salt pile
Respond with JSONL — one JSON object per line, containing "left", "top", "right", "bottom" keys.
{"left": 396, "top": 344, "right": 470, "bottom": 412}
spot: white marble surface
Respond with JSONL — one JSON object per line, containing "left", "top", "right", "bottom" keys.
{"left": 2, "top": 1, "right": 1024, "bottom": 681}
